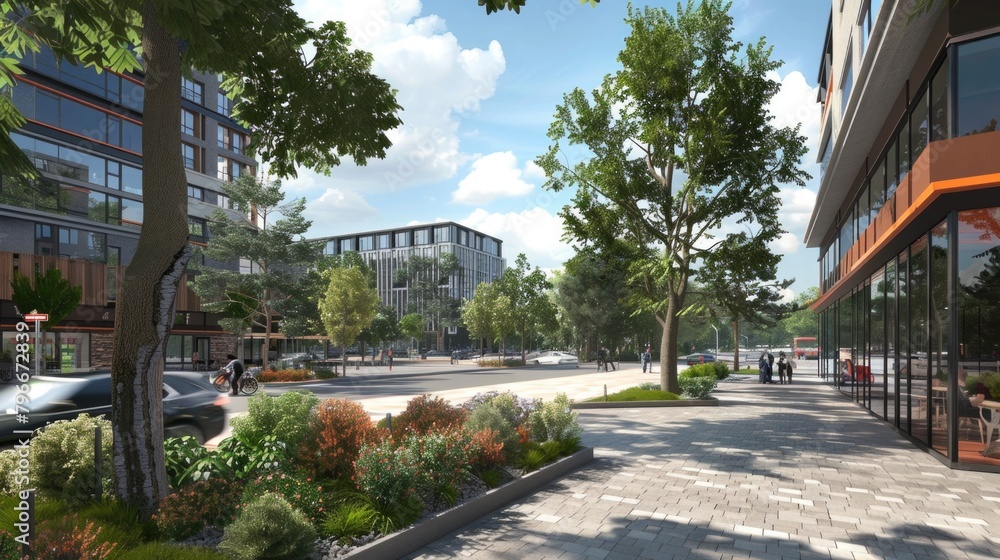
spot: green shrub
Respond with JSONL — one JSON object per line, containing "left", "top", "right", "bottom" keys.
{"left": 518, "top": 447, "right": 547, "bottom": 473}
{"left": 218, "top": 493, "right": 317, "bottom": 560}
{"left": 680, "top": 364, "right": 716, "bottom": 378}
{"left": 965, "top": 372, "right": 1000, "bottom": 399}
{"left": 478, "top": 469, "right": 506, "bottom": 489}
{"left": 298, "top": 398, "right": 377, "bottom": 480}
{"left": 678, "top": 376, "right": 717, "bottom": 399}
{"left": 153, "top": 478, "right": 243, "bottom": 541}
{"left": 115, "top": 542, "right": 226, "bottom": 560}
{"left": 404, "top": 430, "right": 469, "bottom": 508}
{"left": 464, "top": 404, "right": 520, "bottom": 461}
{"left": 166, "top": 435, "right": 285, "bottom": 486}
{"left": 242, "top": 471, "right": 325, "bottom": 526}
{"left": 462, "top": 391, "right": 539, "bottom": 424}
{"left": 230, "top": 391, "right": 319, "bottom": 453}
{"left": 77, "top": 498, "right": 151, "bottom": 546}
{"left": 0, "top": 530, "right": 18, "bottom": 560}
{"left": 527, "top": 394, "right": 582, "bottom": 444}
{"left": 0, "top": 449, "right": 21, "bottom": 494}
{"left": 322, "top": 501, "right": 377, "bottom": 543}
{"left": 30, "top": 413, "right": 113, "bottom": 505}
{"left": 710, "top": 361, "right": 731, "bottom": 380}
{"left": 34, "top": 514, "right": 118, "bottom": 560}
{"left": 354, "top": 440, "right": 419, "bottom": 514}
{"left": 314, "top": 368, "right": 338, "bottom": 380}
{"left": 392, "top": 395, "right": 468, "bottom": 439}
{"left": 465, "top": 428, "right": 507, "bottom": 474}
{"left": 164, "top": 436, "right": 212, "bottom": 488}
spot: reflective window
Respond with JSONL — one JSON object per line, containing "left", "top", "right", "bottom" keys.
{"left": 358, "top": 236, "right": 374, "bottom": 251}
{"left": 413, "top": 229, "right": 429, "bottom": 245}
{"left": 217, "top": 92, "right": 232, "bottom": 117}
{"left": 182, "top": 144, "right": 196, "bottom": 170}
{"left": 930, "top": 58, "right": 950, "bottom": 142}
{"left": 841, "top": 47, "right": 854, "bottom": 117}
{"left": 957, "top": 34, "right": 1000, "bottom": 136}
{"left": 181, "top": 109, "right": 196, "bottom": 136}
{"left": 181, "top": 77, "right": 203, "bottom": 105}
{"left": 911, "top": 88, "right": 930, "bottom": 162}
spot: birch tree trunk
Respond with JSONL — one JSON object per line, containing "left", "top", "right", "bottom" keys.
{"left": 110, "top": 0, "right": 188, "bottom": 515}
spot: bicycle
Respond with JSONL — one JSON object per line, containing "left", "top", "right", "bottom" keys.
{"left": 212, "top": 366, "right": 260, "bottom": 395}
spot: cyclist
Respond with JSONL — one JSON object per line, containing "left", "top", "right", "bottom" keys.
{"left": 224, "top": 353, "right": 244, "bottom": 396}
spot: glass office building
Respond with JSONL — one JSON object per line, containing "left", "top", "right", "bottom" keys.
{"left": 0, "top": 47, "right": 256, "bottom": 372}
{"left": 806, "top": 1, "right": 1000, "bottom": 470}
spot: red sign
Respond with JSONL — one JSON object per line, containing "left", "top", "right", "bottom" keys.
{"left": 24, "top": 313, "right": 49, "bottom": 322}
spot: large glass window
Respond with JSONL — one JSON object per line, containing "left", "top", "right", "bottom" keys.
{"left": 377, "top": 233, "right": 390, "bottom": 249}
{"left": 413, "top": 229, "right": 429, "bottom": 245}
{"left": 841, "top": 48, "right": 854, "bottom": 117}
{"left": 930, "top": 58, "right": 950, "bottom": 142}
{"left": 395, "top": 231, "right": 409, "bottom": 247}
{"left": 870, "top": 159, "right": 886, "bottom": 221}
{"left": 121, "top": 199, "right": 143, "bottom": 229}
{"left": 181, "top": 77, "right": 203, "bottom": 105}
{"left": 181, "top": 109, "right": 196, "bottom": 136}
{"left": 182, "top": 143, "right": 196, "bottom": 170}
{"left": 57, "top": 227, "right": 106, "bottom": 262}
{"left": 886, "top": 137, "right": 898, "bottom": 209}
{"left": 358, "top": 236, "right": 373, "bottom": 251}
{"left": 898, "top": 249, "right": 910, "bottom": 431}
{"left": 956, "top": 34, "right": 1000, "bottom": 137}
{"left": 909, "top": 236, "right": 929, "bottom": 445}
{"left": 929, "top": 220, "right": 949, "bottom": 454}
{"left": 433, "top": 226, "right": 450, "bottom": 243}
{"left": 857, "top": 184, "right": 870, "bottom": 237}
{"left": 911, "top": 88, "right": 930, "bottom": 163}
{"left": 858, "top": 1, "right": 872, "bottom": 57}
{"left": 886, "top": 259, "right": 897, "bottom": 426}
{"left": 217, "top": 92, "right": 232, "bottom": 117}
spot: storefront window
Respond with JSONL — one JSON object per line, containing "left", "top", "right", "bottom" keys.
{"left": 929, "top": 220, "right": 949, "bottom": 454}
{"left": 909, "top": 235, "right": 929, "bottom": 445}
{"left": 956, "top": 34, "right": 1000, "bottom": 137}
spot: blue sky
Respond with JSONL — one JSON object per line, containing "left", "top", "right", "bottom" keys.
{"left": 287, "top": 0, "right": 831, "bottom": 300}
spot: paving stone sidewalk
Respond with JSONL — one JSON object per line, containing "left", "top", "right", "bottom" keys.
{"left": 408, "top": 369, "right": 1000, "bottom": 560}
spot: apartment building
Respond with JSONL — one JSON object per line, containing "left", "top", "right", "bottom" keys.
{"left": 806, "top": 0, "right": 1000, "bottom": 469}
{"left": 0, "top": 46, "right": 257, "bottom": 372}
{"left": 313, "top": 222, "right": 506, "bottom": 351}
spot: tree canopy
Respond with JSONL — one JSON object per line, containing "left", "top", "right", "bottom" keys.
{"left": 536, "top": 0, "right": 809, "bottom": 392}
{"left": 320, "top": 266, "right": 379, "bottom": 369}
{"left": 9, "top": 268, "right": 83, "bottom": 331}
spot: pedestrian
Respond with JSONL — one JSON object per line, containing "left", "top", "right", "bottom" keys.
{"left": 607, "top": 347, "right": 616, "bottom": 371}
{"left": 641, "top": 345, "right": 651, "bottom": 373}
{"left": 192, "top": 350, "right": 199, "bottom": 371}
{"left": 758, "top": 353, "right": 768, "bottom": 384}
{"left": 387, "top": 347, "right": 393, "bottom": 371}
{"left": 786, "top": 355, "right": 795, "bottom": 384}
{"left": 765, "top": 349, "right": 775, "bottom": 383}
{"left": 224, "top": 353, "right": 244, "bottom": 396}
{"left": 776, "top": 351, "right": 788, "bottom": 384}
{"left": 597, "top": 346, "right": 606, "bottom": 372}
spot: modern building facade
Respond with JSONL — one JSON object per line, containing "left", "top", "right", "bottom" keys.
{"left": 0, "top": 46, "right": 257, "bottom": 372}
{"left": 313, "top": 222, "right": 506, "bottom": 350}
{"left": 806, "top": 0, "right": 1000, "bottom": 470}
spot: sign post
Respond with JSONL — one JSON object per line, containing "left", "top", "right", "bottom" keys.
{"left": 24, "top": 312, "right": 48, "bottom": 374}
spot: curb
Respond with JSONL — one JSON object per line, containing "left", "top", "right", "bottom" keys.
{"left": 345, "top": 447, "right": 595, "bottom": 560}
{"left": 572, "top": 398, "right": 719, "bottom": 409}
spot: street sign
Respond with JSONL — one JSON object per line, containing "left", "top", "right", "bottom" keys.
{"left": 24, "top": 313, "right": 48, "bottom": 322}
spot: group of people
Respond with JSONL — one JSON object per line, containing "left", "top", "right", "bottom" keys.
{"left": 758, "top": 350, "right": 795, "bottom": 384}
{"left": 597, "top": 346, "right": 616, "bottom": 372}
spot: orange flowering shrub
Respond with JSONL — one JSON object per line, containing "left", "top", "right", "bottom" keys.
{"left": 34, "top": 515, "right": 116, "bottom": 560}
{"left": 298, "top": 398, "right": 377, "bottom": 479}
{"left": 465, "top": 428, "right": 506, "bottom": 473}
{"left": 257, "top": 368, "right": 313, "bottom": 382}
{"left": 391, "top": 395, "right": 468, "bottom": 440}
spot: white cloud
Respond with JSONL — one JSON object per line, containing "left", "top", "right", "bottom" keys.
{"left": 773, "top": 232, "right": 801, "bottom": 255}
{"left": 458, "top": 207, "right": 573, "bottom": 270}
{"left": 452, "top": 152, "right": 537, "bottom": 204}
{"left": 304, "top": 188, "right": 378, "bottom": 235}
{"left": 290, "top": 0, "right": 506, "bottom": 194}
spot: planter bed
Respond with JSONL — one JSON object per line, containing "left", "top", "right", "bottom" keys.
{"left": 344, "top": 446, "right": 594, "bottom": 560}
{"left": 573, "top": 398, "right": 718, "bottom": 409}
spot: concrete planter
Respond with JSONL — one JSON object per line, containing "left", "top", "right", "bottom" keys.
{"left": 346, "top": 447, "right": 594, "bottom": 560}
{"left": 573, "top": 398, "right": 719, "bottom": 409}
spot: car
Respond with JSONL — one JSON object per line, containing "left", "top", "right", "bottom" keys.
{"left": 451, "top": 350, "right": 473, "bottom": 360}
{"left": 424, "top": 350, "right": 447, "bottom": 357}
{"left": 685, "top": 353, "right": 716, "bottom": 365}
{"left": 0, "top": 372, "right": 228, "bottom": 445}
{"left": 533, "top": 351, "right": 579, "bottom": 365}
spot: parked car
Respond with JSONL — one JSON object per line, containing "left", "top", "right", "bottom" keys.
{"left": 451, "top": 350, "right": 473, "bottom": 360}
{"left": 0, "top": 372, "right": 227, "bottom": 445}
{"left": 685, "top": 353, "right": 716, "bottom": 365}
{"left": 533, "top": 351, "right": 579, "bottom": 365}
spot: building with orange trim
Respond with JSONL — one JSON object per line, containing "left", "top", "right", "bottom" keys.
{"left": 806, "top": 0, "right": 1000, "bottom": 469}
{"left": 0, "top": 46, "right": 256, "bottom": 372}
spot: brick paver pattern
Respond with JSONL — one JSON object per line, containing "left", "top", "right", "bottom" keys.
{"left": 408, "top": 366, "right": 1000, "bottom": 560}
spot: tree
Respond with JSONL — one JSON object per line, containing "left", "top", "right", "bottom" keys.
{"left": 0, "top": 0, "right": 401, "bottom": 513}
{"left": 495, "top": 254, "right": 556, "bottom": 362}
{"left": 399, "top": 313, "right": 426, "bottom": 354}
{"left": 320, "top": 267, "right": 379, "bottom": 374}
{"left": 10, "top": 268, "right": 83, "bottom": 332}
{"left": 696, "top": 233, "right": 792, "bottom": 371}
{"left": 395, "top": 253, "right": 461, "bottom": 350}
{"left": 358, "top": 305, "right": 400, "bottom": 356}
{"left": 477, "top": 0, "right": 599, "bottom": 15}
{"left": 461, "top": 282, "right": 516, "bottom": 358}
{"left": 536, "top": 1, "right": 808, "bottom": 393}
{"left": 190, "top": 174, "right": 323, "bottom": 371}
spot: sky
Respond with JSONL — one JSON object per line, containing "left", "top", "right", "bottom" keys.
{"left": 285, "top": 0, "right": 831, "bottom": 301}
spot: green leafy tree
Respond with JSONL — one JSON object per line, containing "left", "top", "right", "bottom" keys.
{"left": 779, "top": 287, "right": 820, "bottom": 341}
{"left": 461, "top": 282, "right": 515, "bottom": 357}
{"left": 10, "top": 268, "right": 83, "bottom": 332}
{"left": 478, "top": 0, "right": 599, "bottom": 15}
{"left": 395, "top": 253, "right": 461, "bottom": 349}
{"left": 0, "top": 0, "right": 401, "bottom": 513}
{"left": 495, "top": 254, "right": 557, "bottom": 362}
{"left": 536, "top": 1, "right": 808, "bottom": 392}
{"left": 399, "top": 312, "right": 425, "bottom": 354}
{"left": 358, "top": 305, "right": 400, "bottom": 357}
{"left": 190, "top": 175, "right": 323, "bottom": 371}
{"left": 320, "top": 267, "right": 379, "bottom": 374}
{"left": 696, "top": 234, "right": 792, "bottom": 371}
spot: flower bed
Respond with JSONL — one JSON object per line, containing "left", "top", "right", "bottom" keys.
{"left": 0, "top": 391, "right": 588, "bottom": 560}
{"left": 258, "top": 368, "right": 315, "bottom": 382}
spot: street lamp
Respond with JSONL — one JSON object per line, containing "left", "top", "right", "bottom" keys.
{"left": 710, "top": 325, "right": 718, "bottom": 359}
{"left": 740, "top": 334, "right": 749, "bottom": 351}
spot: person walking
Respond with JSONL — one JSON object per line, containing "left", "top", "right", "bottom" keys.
{"left": 641, "top": 345, "right": 651, "bottom": 373}
{"left": 597, "top": 346, "right": 606, "bottom": 372}
{"left": 758, "top": 353, "right": 769, "bottom": 384}
{"left": 787, "top": 355, "right": 796, "bottom": 384}
{"left": 765, "top": 349, "right": 775, "bottom": 383}
{"left": 604, "top": 346, "right": 616, "bottom": 371}
{"left": 776, "top": 351, "right": 788, "bottom": 384}
{"left": 387, "top": 347, "right": 393, "bottom": 372}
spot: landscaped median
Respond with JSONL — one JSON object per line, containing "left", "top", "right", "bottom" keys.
{"left": 575, "top": 363, "right": 731, "bottom": 409}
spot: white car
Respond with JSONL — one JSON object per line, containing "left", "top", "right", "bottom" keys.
{"left": 533, "top": 351, "right": 579, "bottom": 366}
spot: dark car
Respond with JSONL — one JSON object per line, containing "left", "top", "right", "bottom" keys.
{"left": 0, "top": 372, "right": 227, "bottom": 445}
{"left": 685, "top": 353, "right": 717, "bottom": 365}
{"left": 451, "top": 350, "right": 473, "bottom": 360}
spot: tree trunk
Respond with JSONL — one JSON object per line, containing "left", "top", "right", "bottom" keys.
{"left": 263, "top": 302, "right": 272, "bottom": 371}
{"left": 658, "top": 296, "right": 682, "bottom": 394}
{"left": 111, "top": 0, "right": 186, "bottom": 517}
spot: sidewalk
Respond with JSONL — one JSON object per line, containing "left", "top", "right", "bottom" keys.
{"left": 407, "top": 364, "right": 1000, "bottom": 560}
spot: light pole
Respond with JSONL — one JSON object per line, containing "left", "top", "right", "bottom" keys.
{"left": 741, "top": 334, "right": 749, "bottom": 352}
{"left": 710, "top": 325, "right": 718, "bottom": 360}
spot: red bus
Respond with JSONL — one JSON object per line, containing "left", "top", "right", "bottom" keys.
{"left": 793, "top": 337, "right": 818, "bottom": 360}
